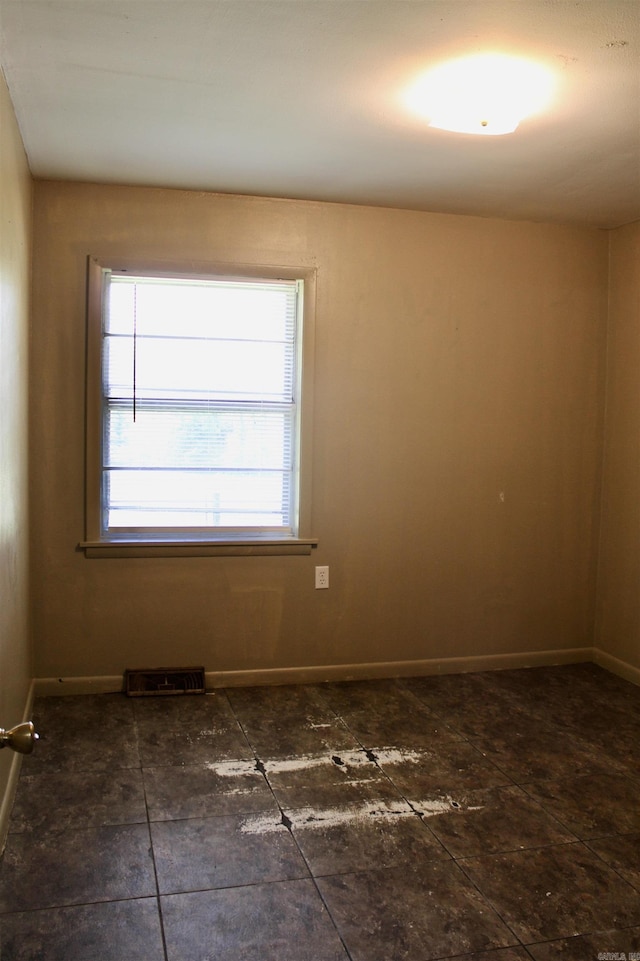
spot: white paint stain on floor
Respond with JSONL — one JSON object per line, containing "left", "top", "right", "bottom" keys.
{"left": 239, "top": 795, "right": 485, "bottom": 835}
{"left": 205, "top": 747, "right": 432, "bottom": 779}
{"left": 412, "top": 796, "right": 484, "bottom": 817}
{"left": 240, "top": 798, "right": 415, "bottom": 835}
{"left": 265, "top": 750, "right": 377, "bottom": 775}
{"left": 203, "top": 759, "right": 258, "bottom": 777}
{"left": 204, "top": 749, "right": 485, "bottom": 830}
{"left": 368, "top": 748, "right": 425, "bottom": 766}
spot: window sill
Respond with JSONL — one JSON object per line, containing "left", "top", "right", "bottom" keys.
{"left": 78, "top": 538, "right": 318, "bottom": 558}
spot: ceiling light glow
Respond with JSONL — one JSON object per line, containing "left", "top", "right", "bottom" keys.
{"left": 406, "top": 53, "right": 556, "bottom": 135}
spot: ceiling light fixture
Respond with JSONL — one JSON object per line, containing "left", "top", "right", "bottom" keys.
{"left": 405, "top": 53, "right": 556, "bottom": 135}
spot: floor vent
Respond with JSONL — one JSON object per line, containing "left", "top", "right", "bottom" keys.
{"left": 124, "top": 666, "right": 206, "bottom": 697}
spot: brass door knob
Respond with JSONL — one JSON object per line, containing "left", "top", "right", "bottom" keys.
{"left": 0, "top": 721, "right": 39, "bottom": 755}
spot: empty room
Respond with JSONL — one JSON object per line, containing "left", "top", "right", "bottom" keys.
{"left": 0, "top": 1, "right": 639, "bottom": 959}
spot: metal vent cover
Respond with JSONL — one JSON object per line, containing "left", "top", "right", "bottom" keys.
{"left": 124, "top": 666, "right": 206, "bottom": 697}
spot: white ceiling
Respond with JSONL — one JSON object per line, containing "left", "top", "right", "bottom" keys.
{"left": 1, "top": 0, "right": 639, "bottom": 228}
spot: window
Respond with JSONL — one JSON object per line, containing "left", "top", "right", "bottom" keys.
{"left": 82, "top": 260, "right": 316, "bottom": 557}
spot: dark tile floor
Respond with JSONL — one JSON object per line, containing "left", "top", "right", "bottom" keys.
{"left": 1, "top": 662, "right": 640, "bottom": 960}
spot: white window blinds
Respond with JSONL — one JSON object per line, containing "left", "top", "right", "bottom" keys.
{"left": 101, "top": 273, "right": 301, "bottom": 537}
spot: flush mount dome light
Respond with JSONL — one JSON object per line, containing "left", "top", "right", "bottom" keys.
{"left": 406, "top": 52, "right": 555, "bottom": 135}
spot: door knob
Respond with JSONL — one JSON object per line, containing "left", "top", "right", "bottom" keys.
{"left": 0, "top": 721, "right": 39, "bottom": 755}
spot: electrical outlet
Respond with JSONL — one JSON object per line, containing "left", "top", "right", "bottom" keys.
{"left": 315, "top": 565, "right": 329, "bottom": 589}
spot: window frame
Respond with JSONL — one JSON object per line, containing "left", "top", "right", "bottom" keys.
{"left": 80, "top": 257, "right": 317, "bottom": 558}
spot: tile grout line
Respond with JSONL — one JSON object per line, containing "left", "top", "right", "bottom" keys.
{"left": 134, "top": 706, "right": 171, "bottom": 961}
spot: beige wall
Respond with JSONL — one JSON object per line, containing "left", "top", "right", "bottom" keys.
{"left": 595, "top": 222, "right": 640, "bottom": 673}
{"left": 0, "top": 70, "right": 33, "bottom": 831}
{"left": 30, "top": 181, "right": 609, "bottom": 682}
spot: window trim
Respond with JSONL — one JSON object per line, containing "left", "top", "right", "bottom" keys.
{"left": 81, "top": 257, "right": 317, "bottom": 558}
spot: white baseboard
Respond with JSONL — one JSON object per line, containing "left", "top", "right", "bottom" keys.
{"left": 34, "top": 675, "right": 124, "bottom": 697}
{"left": 593, "top": 648, "right": 640, "bottom": 687}
{"left": 31, "top": 647, "right": 599, "bottom": 697}
{"left": 205, "top": 647, "right": 594, "bottom": 688}
{"left": 0, "top": 680, "right": 35, "bottom": 855}
{"left": 32, "top": 648, "right": 595, "bottom": 696}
